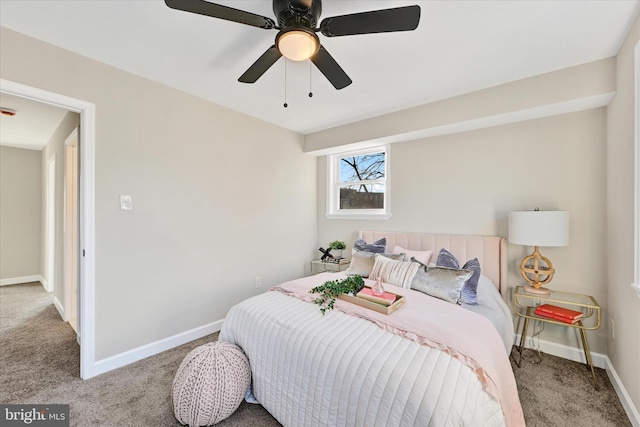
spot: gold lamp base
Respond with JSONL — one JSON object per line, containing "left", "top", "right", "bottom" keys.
{"left": 520, "top": 246, "right": 555, "bottom": 295}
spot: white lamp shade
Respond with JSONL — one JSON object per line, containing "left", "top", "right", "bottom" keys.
{"left": 508, "top": 210, "right": 570, "bottom": 247}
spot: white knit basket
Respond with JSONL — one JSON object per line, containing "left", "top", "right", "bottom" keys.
{"left": 172, "top": 341, "right": 251, "bottom": 426}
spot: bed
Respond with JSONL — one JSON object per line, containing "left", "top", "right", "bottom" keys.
{"left": 219, "top": 231, "right": 525, "bottom": 427}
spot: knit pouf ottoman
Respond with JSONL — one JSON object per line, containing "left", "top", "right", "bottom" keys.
{"left": 172, "top": 341, "right": 251, "bottom": 426}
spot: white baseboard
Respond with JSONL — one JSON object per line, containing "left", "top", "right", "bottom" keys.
{"left": 515, "top": 334, "right": 639, "bottom": 425}
{"left": 53, "top": 296, "right": 65, "bottom": 320}
{"left": 0, "top": 275, "right": 44, "bottom": 287}
{"left": 605, "top": 357, "right": 640, "bottom": 427}
{"left": 92, "top": 318, "right": 225, "bottom": 377}
{"left": 514, "top": 332, "right": 607, "bottom": 368}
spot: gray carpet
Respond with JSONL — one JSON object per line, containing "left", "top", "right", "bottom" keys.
{"left": 0, "top": 282, "right": 632, "bottom": 426}
{"left": 510, "top": 349, "right": 631, "bottom": 427}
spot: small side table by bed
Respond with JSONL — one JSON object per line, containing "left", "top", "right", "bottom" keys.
{"left": 513, "top": 285, "right": 601, "bottom": 390}
{"left": 311, "top": 259, "right": 350, "bottom": 274}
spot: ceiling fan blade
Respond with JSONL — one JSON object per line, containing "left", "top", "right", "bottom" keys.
{"left": 311, "top": 46, "right": 352, "bottom": 90}
{"left": 238, "top": 45, "right": 282, "bottom": 83}
{"left": 320, "top": 5, "right": 420, "bottom": 37}
{"left": 165, "top": 0, "right": 275, "bottom": 29}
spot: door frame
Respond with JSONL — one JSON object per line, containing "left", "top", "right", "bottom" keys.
{"left": 634, "top": 40, "right": 640, "bottom": 298}
{"left": 0, "top": 79, "right": 97, "bottom": 379}
{"left": 45, "top": 155, "right": 56, "bottom": 293}
{"left": 63, "top": 127, "right": 79, "bottom": 331}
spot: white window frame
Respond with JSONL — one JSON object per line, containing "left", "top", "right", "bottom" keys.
{"left": 633, "top": 40, "right": 640, "bottom": 299}
{"left": 326, "top": 145, "right": 391, "bottom": 220}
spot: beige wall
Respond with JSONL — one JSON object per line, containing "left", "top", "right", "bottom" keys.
{"left": 0, "top": 146, "right": 41, "bottom": 280}
{"left": 40, "top": 112, "right": 80, "bottom": 306}
{"left": 606, "top": 14, "right": 640, "bottom": 413}
{"left": 0, "top": 27, "right": 317, "bottom": 360}
{"left": 318, "top": 109, "right": 608, "bottom": 354}
{"left": 305, "top": 58, "right": 615, "bottom": 153}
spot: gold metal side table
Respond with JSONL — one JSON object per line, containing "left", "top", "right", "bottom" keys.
{"left": 513, "top": 285, "right": 601, "bottom": 390}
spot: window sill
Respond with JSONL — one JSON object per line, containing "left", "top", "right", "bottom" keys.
{"left": 632, "top": 283, "right": 640, "bottom": 300}
{"left": 325, "top": 213, "right": 392, "bottom": 220}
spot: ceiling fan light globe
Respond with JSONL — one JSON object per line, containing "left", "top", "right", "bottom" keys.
{"left": 276, "top": 29, "right": 319, "bottom": 61}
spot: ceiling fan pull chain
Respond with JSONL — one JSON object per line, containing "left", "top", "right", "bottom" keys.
{"left": 308, "top": 37, "right": 313, "bottom": 98}
{"left": 309, "top": 54, "right": 313, "bottom": 98}
{"left": 283, "top": 59, "right": 288, "bottom": 108}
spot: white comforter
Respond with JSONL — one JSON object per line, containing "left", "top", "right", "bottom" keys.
{"left": 220, "top": 274, "right": 524, "bottom": 427}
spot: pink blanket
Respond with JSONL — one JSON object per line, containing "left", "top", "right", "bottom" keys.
{"left": 271, "top": 273, "right": 525, "bottom": 427}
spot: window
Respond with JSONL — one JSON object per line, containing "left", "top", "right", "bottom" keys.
{"left": 326, "top": 146, "right": 390, "bottom": 219}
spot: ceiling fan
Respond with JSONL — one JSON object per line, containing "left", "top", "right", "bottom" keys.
{"left": 164, "top": 0, "right": 421, "bottom": 90}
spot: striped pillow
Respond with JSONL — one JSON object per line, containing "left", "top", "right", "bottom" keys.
{"left": 345, "top": 251, "right": 404, "bottom": 278}
{"left": 369, "top": 254, "right": 420, "bottom": 289}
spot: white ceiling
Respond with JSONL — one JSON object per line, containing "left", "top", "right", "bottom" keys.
{"left": 1, "top": 0, "right": 639, "bottom": 135}
{"left": 0, "top": 93, "right": 69, "bottom": 151}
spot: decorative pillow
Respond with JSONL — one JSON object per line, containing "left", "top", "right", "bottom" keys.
{"left": 436, "top": 248, "right": 481, "bottom": 305}
{"left": 410, "top": 262, "right": 472, "bottom": 304}
{"left": 392, "top": 245, "right": 433, "bottom": 265}
{"left": 369, "top": 254, "right": 419, "bottom": 289}
{"left": 353, "top": 238, "right": 386, "bottom": 253}
{"left": 345, "top": 251, "right": 404, "bottom": 278}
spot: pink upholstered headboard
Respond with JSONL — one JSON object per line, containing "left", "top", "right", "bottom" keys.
{"left": 358, "top": 231, "right": 508, "bottom": 296}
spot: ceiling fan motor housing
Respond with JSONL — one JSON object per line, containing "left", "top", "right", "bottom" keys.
{"left": 273, "top": 0, "right": 321, "bottom": 28}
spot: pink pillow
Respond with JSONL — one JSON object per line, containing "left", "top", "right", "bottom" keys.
{"left": 392, "top": 245, "right": 434, "bottom": 265}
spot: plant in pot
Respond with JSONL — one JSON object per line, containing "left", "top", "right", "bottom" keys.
{"left": 329, "top": 240, "right": 347, "bottom": 259}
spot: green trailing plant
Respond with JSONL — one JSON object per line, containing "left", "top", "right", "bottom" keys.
{"left": 309, "top": 275, "right": 364, "bottom": 315}
{"left": 329, "top": 240, "right": 347, "bottom": 250}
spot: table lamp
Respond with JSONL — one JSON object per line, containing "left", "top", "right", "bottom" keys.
{"left": 508, "top": 209, "right": 570, "bottom": 295}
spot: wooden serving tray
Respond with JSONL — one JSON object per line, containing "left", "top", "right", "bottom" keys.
{"left": 338, "top": 287, "right": 405, "bottom": 315}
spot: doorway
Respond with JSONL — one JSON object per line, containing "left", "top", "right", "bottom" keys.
{"left": 0, "top": 78, "right": 96, "bottom": 379}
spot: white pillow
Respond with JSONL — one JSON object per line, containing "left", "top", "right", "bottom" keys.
{"left": 369, "top": 254, "right": 420, "bottom": 289}
{"left": 392, "top": 245, "right": 434, "bottom": 266}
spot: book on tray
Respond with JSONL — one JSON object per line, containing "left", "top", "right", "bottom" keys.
{"left": 534, "top": 304, "right": 584, "bottom": 324}
{"left": 356, "top": 287, "right": 398, "bottom": 306}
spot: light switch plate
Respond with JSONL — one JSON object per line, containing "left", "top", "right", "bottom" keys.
{"left": 120, "top": 195, "right": 132, "bottom": 210}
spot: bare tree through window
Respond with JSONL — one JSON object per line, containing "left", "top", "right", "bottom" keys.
{"left": 339, "top": 152, "right": 385, "bottom": 209}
